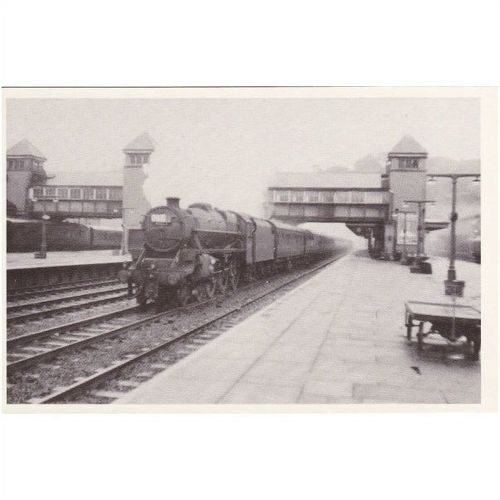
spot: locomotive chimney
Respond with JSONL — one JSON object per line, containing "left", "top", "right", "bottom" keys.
{"left": 166, "top": 197, "right": 180, "bottom": 209}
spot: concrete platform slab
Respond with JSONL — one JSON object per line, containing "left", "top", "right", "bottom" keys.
{"left": 117, "top": 251, "right": 481, "bottom": 405}
{"left": 7, "top": 250, "right": 131, "bottom": 270}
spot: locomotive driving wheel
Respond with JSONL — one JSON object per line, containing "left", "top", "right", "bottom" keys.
{"left": 194, "top": 282, "right": 211, "bottom": 302}
{"left": 228, "top": 261, "right": 240, "bottom": 291}
{"left": 177, "top": 283, "right": 191, "bottom": 307}
{"left": 204, "top": 278, "right": 216, "bottom": 299}
{"left": 216, "top": 271, "right": 229, "bottom": 294}
{"left": 136, "top": 288, "right": 148, "bottom": 311}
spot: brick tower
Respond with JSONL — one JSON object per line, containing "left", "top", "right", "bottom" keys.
{"left": 383, "top": 135, "right": 428, "bottom": 259}
{"left": 122, "top": 133, "right": 155, "bottom": 254}
{"left": 6, "top": 139, "right": 47, "bottom": 216}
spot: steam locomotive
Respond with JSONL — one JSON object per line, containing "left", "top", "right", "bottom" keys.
{"left": 120, "top": 197, "right": 340, "bottom": 308}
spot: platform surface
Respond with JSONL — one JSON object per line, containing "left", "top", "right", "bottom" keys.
{"left": 6, "top": 250, "right": 131, "bottom": 270}
{"left": 118, "top": 251, "right": 481, "bottom": 405}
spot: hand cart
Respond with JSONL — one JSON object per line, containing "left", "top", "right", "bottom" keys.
{"left": 405, "top": 300, "right": 481, "bottom": 359}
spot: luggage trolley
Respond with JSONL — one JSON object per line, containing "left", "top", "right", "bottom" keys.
{"left": 405, "top": 300, "right": 481, "bottom": 359}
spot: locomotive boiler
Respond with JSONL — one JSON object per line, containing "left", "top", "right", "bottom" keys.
{"left": 120, "top": 197, "right": 338, "bottom": 308}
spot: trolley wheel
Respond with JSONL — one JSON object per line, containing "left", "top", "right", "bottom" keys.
{"left": 406, "top": 315, "right": 413, "bottom": 341}
{"left": 416, "top": 322, "right": 424, "bottom": 351}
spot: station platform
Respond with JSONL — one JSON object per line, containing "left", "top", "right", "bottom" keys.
{"left": 118, "top": 251, "right": 481, "bottom": 405}
{"left": 6, "top": 250, "right": 131, "bottom": 271}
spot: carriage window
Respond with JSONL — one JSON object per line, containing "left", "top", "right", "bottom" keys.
{"left": 83, "top": 188, "right": 94, "bottom": 200}
{"left": 57, "top": 188, "right": 68, "bottom": 199}
{"left": 95, "top": 188, "right": 107, "bottom": 200}
{"left": 70, "top": 188, "right": 81, "bottom": 199}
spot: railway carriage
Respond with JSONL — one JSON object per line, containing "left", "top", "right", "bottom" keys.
{"left": 120, "top": 197, "right": 338, "bottom": 308}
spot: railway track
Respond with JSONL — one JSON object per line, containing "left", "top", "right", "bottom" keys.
{"left": 7, "top": 277, "right": 121, "bottom": 302}
{"left": 6, "top": 250, "right": 349, "bottom": 404}
{"left": 6, "top": 286, "right": 129, "bottom": 325}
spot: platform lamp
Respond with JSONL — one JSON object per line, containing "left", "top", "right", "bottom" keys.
{"left": 427, "top": 173, "right": 480, "bottom": 295}
{"left": 32, "top": 194, "right": 59, "bottom": 259}
{"left": 395, "top": 204, "right": 415, "bottom": 265}
{"left": 403, "top": 199, "right": 434, "bottom": 274}
{"left": 118, "top": 207, "right": 133, "bottom": 255}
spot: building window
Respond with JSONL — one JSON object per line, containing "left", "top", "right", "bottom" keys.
{"left": 109, "top": 188, "right": 122, "bottom": 200}
{"left": 45, "top": 187, "right": 56, "bottom": 197}
{"left": 399, "top": 158, "right": 419, "bottom": 169}
{"left": 70, "top": 188, "right": 81, "bottom": 199}
{"left": 277, "top": 191, "right": 289, "bottom": 202}
{"left": 57, "top": 188, "right": 68, "bottom": 199}
{"left": 307, "top": 191, "right": 320, "bottom": 203}
{"left": 351, "top": 191, "right": 365, "bottom": 203}
{"left": 95, "top": 188, "right": 107, "bottom": 200}
{"left": 83, "top": 188, "right": 94, "bottom": 200}
{"left": 96, "top": 201, "right": 108, "bottom": 213}
{"left": 290, "top": 191, "right": 304, "bottom": 203}
{"left": 322, "top": 192, "right": 335, "bottom": 203}
{"left": 334, "top": 191, "right": 350, "bottom": 203}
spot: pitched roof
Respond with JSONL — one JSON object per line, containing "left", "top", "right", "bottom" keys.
{"left": 270, "top": 172, "right": 382, "bottom": 189}
{"left": 43, "top": 170, "right": 122, "bottom": 187}
{"left": 389, "top": 135, "right": 427, "bottom": 155}
{"left": 123, "top": 132, "right": 155, "bottom": 152}
{"left": 7, "top": 139, "right": 46, "bottom": 159}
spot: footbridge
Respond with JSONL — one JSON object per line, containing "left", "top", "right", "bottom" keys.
{"left": 267, "top": 136, "right": 448, "bottom": 259}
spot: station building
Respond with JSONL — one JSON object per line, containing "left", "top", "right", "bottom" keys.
{"left": 6, "top": 139, "right": 123, "bottom": 220}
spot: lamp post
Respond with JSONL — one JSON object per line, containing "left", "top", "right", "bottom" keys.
{"left": 119, "top": 207, "right": 133, "bottom": 255}
{"left": 404, "top": 199, "right": 434, "bottom": 274}
{"left": 396, "top": 206, "right": 415, "bottom": 265}
{"left": 33, "top": 196, "right": 58, "bottom": 259}
{"left": 427, "top": 174, "right": 480, "bottom": 285}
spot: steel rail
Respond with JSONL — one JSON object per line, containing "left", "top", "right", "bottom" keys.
{"left": 7, "top": 277, "right": 120, "bottom": 300}
{"left": 6, "top": 292, "right": 130, "bottom": 324}
{"left": 36, "top": 250, "right": 349, "bottom": 404}
{"left": 7, "top": 284, "right": 128, "bottom": 313}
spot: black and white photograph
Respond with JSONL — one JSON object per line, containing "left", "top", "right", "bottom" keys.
{"left": 3, "top": 88, "right": 495, "bottom": 408}
{"left": 2, "top": 2, "right": 500, "bottom": 500}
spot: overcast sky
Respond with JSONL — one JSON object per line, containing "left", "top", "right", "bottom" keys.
{"left": 6, "top": 98, "right": 480, "bottom": 219}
